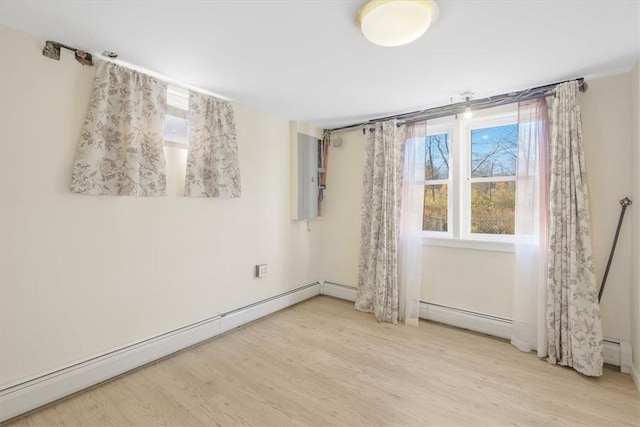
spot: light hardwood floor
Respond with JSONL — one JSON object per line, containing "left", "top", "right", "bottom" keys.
{"left": 5, "top": 296, "right": 639, "bottom": 426}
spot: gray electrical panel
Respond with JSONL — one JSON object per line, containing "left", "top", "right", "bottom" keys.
{"left": 297, "top": 133, "right": 319, "bottom": 220}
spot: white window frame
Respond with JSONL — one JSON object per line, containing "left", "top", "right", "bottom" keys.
{"left": 421, "top": 122, "right": 453, "bottom": 238}
{"left": 419, "top": 105, "right": 518, "bottom": 252}
{"left": 460, "top": 111, "right": 518, "bottom": 243}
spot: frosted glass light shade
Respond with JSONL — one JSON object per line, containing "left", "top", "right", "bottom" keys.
{"left": 463, "top": 106, "right": 473, "bottom": 119}
{"left": 358, "top": 0, "right": 439, "bottom": 47}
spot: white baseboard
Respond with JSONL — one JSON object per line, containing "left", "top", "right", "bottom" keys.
{"left": 321, "top": 282, "right": 512, "bottom": 339}
{"left": 321, "top": 281, "right": 628, "bottom": 371}
{"left": 418, "top": 302, "right": 513, "bottom": 340}
{"left": 220, "top": 283, "right": 320, "bottom": 333}
{"left": 321, "top": 281, "right": 357, "bottom": 302}
{"left": 419, "top": 304, "right": 626, "bottom": 370}
{"left": 603, "top": 341, "right": 621, "bottom": 367}
{"left": 631, "top": 364, "right": 640, "bottom": 391}
{"left": 619, "top": 340, "right": 632, "bottom": 374}
{"left": 0, "top": 282, "right": 320, "bottom": 423}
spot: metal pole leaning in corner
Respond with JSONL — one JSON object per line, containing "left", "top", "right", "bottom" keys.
{"left": 598, "top": 197, "right": 633, "bottom": 302}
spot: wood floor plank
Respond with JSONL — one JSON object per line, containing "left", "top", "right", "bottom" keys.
{"left": 5, "top": 296, "right": 639, "bottom": 426}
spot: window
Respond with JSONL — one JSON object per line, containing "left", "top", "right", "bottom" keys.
{"left": 423, "top": 129, "right": 451, "bottom": 233}
{"left": 165, "top": 85, "right": 189, "bottom": 145}
{"left": 466, "top": 121, "right": 518, "bottom": 237}
{"left": 412, "top": 105, "right": 518, "bottom": 245}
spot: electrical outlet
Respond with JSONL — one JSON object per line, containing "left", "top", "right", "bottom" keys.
{"left": 255, "top": 264, "right": 268, "bottom": 278}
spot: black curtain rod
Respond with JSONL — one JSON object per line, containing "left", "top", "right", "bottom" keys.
{"left": 329, "top": 78, "right": 586, "bottom": 133}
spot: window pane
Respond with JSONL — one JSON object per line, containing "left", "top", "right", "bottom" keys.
{"left": 471, "top": 124, "right": 518, "bottom": 178}
{"left": 470, "top": 181, "right": 515, "bottom": 234}
{"left": 165, "top": 115, "right": 189, "bottom": 144}
{"left": 423, "top": 184, "right": 448, "bottom": 232}
{"left": 424, "top": 133, "right": 450, "bottom": 180}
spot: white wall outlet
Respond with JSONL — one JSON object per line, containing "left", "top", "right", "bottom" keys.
{"left": 255, "top": 264, "right": 268, "bottom": 278}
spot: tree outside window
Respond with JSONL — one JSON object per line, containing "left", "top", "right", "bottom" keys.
{"left": 469, "top": 124, "right": 518, "bottom": 235}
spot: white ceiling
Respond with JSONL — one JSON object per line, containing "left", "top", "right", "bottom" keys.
{"left": 1, "top": 1, "right": 639, "bottom": 128}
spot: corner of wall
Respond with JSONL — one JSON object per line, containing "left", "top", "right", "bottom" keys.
{"left": 630, "top": 61, "right": 640, "bottom": 383}
{"left": 290, "top": 121, "right": 300, "bottom": 220}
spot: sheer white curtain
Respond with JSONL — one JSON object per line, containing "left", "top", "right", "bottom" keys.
{"left": 399, "top": 123, "right": 426, "bottom": 326}
{"left": 511, "top": 99, "right": 549, "bottom": 356}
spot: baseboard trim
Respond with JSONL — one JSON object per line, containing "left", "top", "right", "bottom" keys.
{"left": 603, "top": 340, "right": 621, "bottom": 367}
{"left": 631, "top": 364, "right": 640, "bottom": 392}
{"left": 321, "top": 282, "right": 627, "bottom": 371}
{"left": 419, "top": 301, "right": 512, "bottom": 339}
{"left": 419, "top": 304, "right": 626, "bottom": 369}
{"left": 619, "top": 340, "right": 632, "bottom": 374}
{"left": 321, "top": 282, "right": 513, "bottom": 339}
{"left": 0, "top": 281, "right": 321, "bottom": 423}
{"left": 220, "top": 283, "right": 320, "bottom": 333}
{"left": 321, "top": 281, "right": 357, "bottom": 302}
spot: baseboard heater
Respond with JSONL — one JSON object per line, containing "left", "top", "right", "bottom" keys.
{"left": 0, "top": 280, "right": 632, "bottom": 422}
{"left": 0, "top": 281, "right": 321, "bottom": 423}
{"left": 321, "top": 281, "right": 628, "bottom": 371}
{"left": 322, "top": 281, "right": 511, "bottom": 338}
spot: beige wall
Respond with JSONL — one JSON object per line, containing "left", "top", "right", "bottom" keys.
{"left": 322, "top": 71, "right": 636, "bottom": 341}
{"left": 580, "top": 74, "right": 633, "bottom": 342}
{"left": 421, "top": 247, "right": 515, "bottom": 318}
{"left": 0, "top": 25, "right": 322, "bottom": 386}
{"left": 320, "top": 131, "right": 364, "bottom": 286}
{"left": 630, "top": 62, "right": 640, "bottom": 378}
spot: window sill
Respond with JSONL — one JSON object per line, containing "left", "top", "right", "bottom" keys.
{"left": 422, "top": 236, "right": 515, "bottom": 253}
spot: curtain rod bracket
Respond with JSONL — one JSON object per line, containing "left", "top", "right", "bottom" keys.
{"left": 579, "top": 80, "right": 588, "bottom": 93}
{"left": 42, "top": 41, "right": 94, "bottom": 66}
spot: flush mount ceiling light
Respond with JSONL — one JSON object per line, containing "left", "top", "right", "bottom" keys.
{"left": 357, "top": 0, "right": 439, "bottom": 47}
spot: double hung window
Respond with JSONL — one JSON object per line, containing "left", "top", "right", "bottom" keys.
{"left": 411, "top": 105, "right": 519, "bottom": 245}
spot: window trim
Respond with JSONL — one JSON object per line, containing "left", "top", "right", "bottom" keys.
{"left": 422, "top": 236, "right": 515, "bottom": 253}
{"left": 415, "top": 105, "right": 519, "bottom": 248}
{"left": 420, "top": 123, "right": 453, "bottom": 238}
{"left": 461, "top": 110, "right": 518, "bottom": 241}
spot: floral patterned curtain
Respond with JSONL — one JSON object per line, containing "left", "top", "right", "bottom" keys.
{"left": 355, "top": 120, "right": 406, "bottom": 323}
{"left": 546, "top": 81, "right": 603, "bottom": 376}
{"left": 71, "top": 61, "right": 167, "bottom": 196}
{"left": 185, "top": 92, "right": 241, "bottom": 197}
